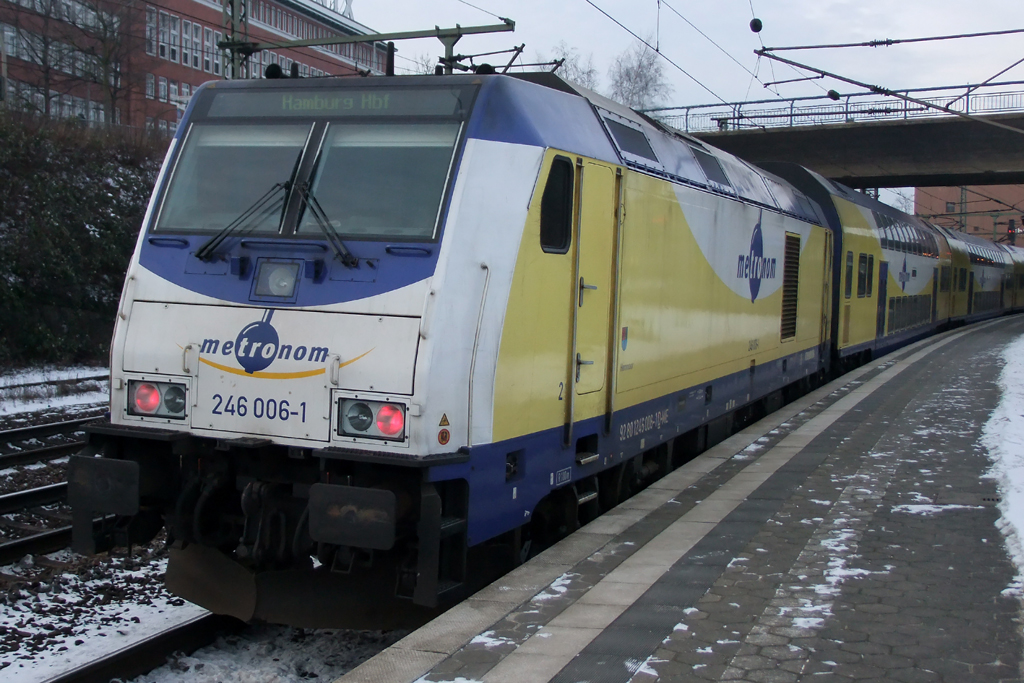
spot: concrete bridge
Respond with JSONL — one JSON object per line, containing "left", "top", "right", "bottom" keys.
{"left": 657, "top": 83, "right": 1024, "bottom": 189}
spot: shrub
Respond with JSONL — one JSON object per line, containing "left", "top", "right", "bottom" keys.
{"left": 0, "top": 113, "right": 164, "bottom": 366}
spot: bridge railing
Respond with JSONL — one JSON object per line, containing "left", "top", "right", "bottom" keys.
{"left": 654, "top": 81, "right": 1024, "bottom": 134}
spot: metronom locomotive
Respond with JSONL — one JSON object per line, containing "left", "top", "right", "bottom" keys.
{"left": 68, "top": 72, "right": 1024, "bottom": 627}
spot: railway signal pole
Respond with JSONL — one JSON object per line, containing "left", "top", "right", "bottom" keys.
{"left": 217, "top": 7, "right": 514, "bottom": 79}
{"left": 223, "top": 0, "right": 251, "bottom": 79}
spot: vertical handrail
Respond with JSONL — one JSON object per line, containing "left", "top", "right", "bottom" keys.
{"left": 466, "top": 263, "right": 490, "bottom": 448}
{"left": 605, "top": 168, "right": 625, "bottom": 436}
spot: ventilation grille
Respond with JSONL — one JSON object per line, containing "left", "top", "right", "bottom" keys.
{"left": 781, "top": 234, "right": 800, "bottom": 340}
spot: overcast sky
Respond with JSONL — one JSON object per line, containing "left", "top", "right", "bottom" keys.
{"left": 351, "top": 0, "right": 1024, "bottom": 109}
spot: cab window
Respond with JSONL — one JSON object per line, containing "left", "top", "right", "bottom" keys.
{"left": 540, "top": 157, "right": 574, "bottom": 254}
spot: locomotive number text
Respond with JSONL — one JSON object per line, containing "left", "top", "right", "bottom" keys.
{"left": 211, "top": 394, "right": 307, "bottom": 423}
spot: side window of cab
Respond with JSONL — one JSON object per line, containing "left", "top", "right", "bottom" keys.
{"left": 540, "top": 156, "right": 574, "bottom": 254}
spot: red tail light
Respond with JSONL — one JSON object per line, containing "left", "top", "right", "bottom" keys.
{"left": 376, "top": 404, "right": 405, "bottom": 437}
{"left": 134, "top": 383, "right": 161, "bottom": 414}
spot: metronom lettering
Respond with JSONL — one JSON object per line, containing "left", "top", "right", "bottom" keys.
{"left": 201, "top": 339, "right": 329, "bottom": 364}
{"left": 736, "top": 254, "right": 777, "bottom": 280}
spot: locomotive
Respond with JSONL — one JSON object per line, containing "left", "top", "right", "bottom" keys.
{"left": 68, "top": 72, "right": 1024, "bottom": 627}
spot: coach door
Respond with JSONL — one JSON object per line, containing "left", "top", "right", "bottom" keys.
{"left": 572, "top": 162, "right": 617, "bottom": 398}
{"left": 968, "top": 272, "right": 975, "bottom": 315}
{"left": 876, "top": 262, "right": 888, "bottom": 337}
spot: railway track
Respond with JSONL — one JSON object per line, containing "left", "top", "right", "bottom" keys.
{"left": 38, "top": 613, "right": 241, "bottom": 683}
{"left": 0, "top": 416, "right": 98, "bottom": 470}
{"left": 0, "top": 417, "right": 102, "bottom": 565}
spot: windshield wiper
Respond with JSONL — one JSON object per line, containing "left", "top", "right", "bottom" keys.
{"left": 194, "top": 183, "right": 287, "bottom": 262}
{"left": 297, "top": 182, "right": 359, "bottom": 269}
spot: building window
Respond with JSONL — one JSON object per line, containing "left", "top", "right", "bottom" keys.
{"left": 158, "top": 76, "right": 167, "bottom": 102}
{"left": 159, "top": 119, "right": 168, "bottom": 134}
{"left": 192, "top": 24, "right": 201, "bottom": 69}
{"left": 158, "top": 11, "right": 168, "bottom": 59}
{"left": 146, "top": 73, "right": 155, "bottom": 98}
{"left": 169, "top": 81, "right": 178, "bottom": 102}
{"left": 182, "top": 20, "right": 191, "bottom": 66}
{"left": 145, "top": 116, "right": 153, "bottom": 129}
{"left": 181, "top": 83, "right": 189, "bottom": 99}
{"left": 214, "top": 31, "right": 222, "bottom": 75}
{"left": 169, "top": 16, "right": 179, "bottom": 62}
{"left": 203, "top": 28, "right": 213, "bottom": 72}
{"left": 146, "top": 7, "right": 157, "bottom": 56}
{"left": 945, "top": 201, "right": 956, "bottom": 212}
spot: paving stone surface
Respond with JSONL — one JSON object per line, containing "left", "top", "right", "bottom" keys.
{"left": 631, "top": 320, "right": 1024, "bottom": 682}
{"left": 402, "top": 319, "right": 1024, "bottom": 683}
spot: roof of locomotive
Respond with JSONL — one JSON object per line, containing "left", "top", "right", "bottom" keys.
{"left": 187, "top": 73, "right": 825, "bottom": 224}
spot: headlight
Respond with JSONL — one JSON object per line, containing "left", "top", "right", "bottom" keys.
{"left": 345, "top": 402, "right": 374, "bottom": 432}
{"left": 338, "top": 399, "right": 406, "bottom": 441}
{"left": 254, "top": 260, "right": 299, "bottom": 299}
{"left": 128, "top": 380, "right": 188, "bottom": 419}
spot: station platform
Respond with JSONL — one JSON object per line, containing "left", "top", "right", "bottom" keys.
{"left": 339, "top": 316, "right": 1024, "bottom": 683}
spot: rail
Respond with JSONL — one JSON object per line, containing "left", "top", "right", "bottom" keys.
{"left": 40, "top": 613, "right": 241, "bottom": 683}
{"left": 650, "top": 80, "right": 1024, "bottom": 134}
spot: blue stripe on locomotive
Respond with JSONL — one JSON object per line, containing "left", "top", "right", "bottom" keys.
{"left": 431, "top": 344, "right": 822, "bottom": 547}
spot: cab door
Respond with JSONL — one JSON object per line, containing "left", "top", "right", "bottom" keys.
{"left": 573, "top": 162, "right": 617, "bottom": 396}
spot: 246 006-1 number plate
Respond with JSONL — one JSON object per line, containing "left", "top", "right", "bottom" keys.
{"left": 211, "top": 394, "right": 307, "bottom": 422}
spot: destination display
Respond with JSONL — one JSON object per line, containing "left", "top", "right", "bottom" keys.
{"left": 205, "top": 87, "right": 473, "bottom": 118}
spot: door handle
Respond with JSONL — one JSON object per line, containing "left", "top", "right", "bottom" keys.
{"left": 578, "top": 276, "right": 598, "bottom": 307}
{"left": 329, "top": 355, "right": 341, "bottom": 386}
{"left": 576, "top": 353, "right": 594, "bottom": 382}
{"left": 182, "top": 343, "right": 196, "bottom": 374}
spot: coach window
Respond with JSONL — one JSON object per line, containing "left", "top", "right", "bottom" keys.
{"left": 845, "top": 251, "right": 854, "bottom": 299}
{"left": 867, "top": 256, "right": 874, "bottom": 297}
{"left": 959, "top": 268, "right": 968, "bottom": 291}
{"left": 857, "top": 253, "right": 868, "bottom": 297}
{"left": 540, "top": 157, "right": 574, "bottom": 254}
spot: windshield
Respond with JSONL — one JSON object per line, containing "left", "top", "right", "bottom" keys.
{"left": 155, "top": 124, "right": 310, "bottom": 233}
{"left": 297, "top": 122, "right": 460, "bottom": 240}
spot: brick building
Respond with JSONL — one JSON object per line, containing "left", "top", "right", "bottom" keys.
{"left": 915, "top": 186, "right": 1024, "bottom": 245}
{"left": 1, "top": 0, "right": 387, "bottom": 132}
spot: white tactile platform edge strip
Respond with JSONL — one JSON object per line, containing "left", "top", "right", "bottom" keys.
{"left": 337, "top": 321, "right": 997, "bottom": 683}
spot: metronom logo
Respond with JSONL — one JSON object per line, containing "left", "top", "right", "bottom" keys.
{"left": 199, "top": 310, "right": 329, "bottom": 375}
{"left": 736, "top": 210, "right": 777, "bottom": 303}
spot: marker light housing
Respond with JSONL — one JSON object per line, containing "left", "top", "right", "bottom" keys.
{"left": 128, "top": 380, "right": 189, "bottom": 419}
{"left": 338, "top": 399, "right": 406, "bottom": 441}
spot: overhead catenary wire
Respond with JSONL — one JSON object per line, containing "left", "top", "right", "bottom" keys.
{"left": 946, "top": 54, "right": 1024, "bottom": 109}
{"left": 762, "top": 27, "right": 1024, "bottom": 52}
{"left": 455, "top": 0, "right": 508, "bottom": 23}
{"left": 581, "top": 0, "right": 727, "bottom": 104}
{"left": 658, "top": 0, "right": 781, "bottom": 97}
{"left": 755, "top": 49, "right": 1024, "bottom": 138}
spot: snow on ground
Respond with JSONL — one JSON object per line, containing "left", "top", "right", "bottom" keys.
{"left": 134, "top": 626, "right": 404, "bottom": 683}
{"left": 0, "top": 365, "right": 109, "bottom": 419}
{"left": 0, "top": 550, "right": 206, "bottom": 682}
{"left": 983, "top": 333, "right": 1024, "bottom": 575}
{"left": 0, "top": 390, "right": 108, "bottom": 418}
{"left": 0, "top": 366, "right": 107, "bottom": 389}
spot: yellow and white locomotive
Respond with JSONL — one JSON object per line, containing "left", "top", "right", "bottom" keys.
{"left": 68, "top": 72, "right": 1017, "bottom": 627}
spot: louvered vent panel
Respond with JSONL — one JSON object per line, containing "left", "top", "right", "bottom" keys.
{"left": 781, "top": 234, "right": 800, "bottom": 340}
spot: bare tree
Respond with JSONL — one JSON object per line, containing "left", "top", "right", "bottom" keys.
{"left": 65, "top": 0, "right": 150, "bottom": 125}
{"left": 608, "top": 40, "right": 672, "bottom": 110}
{"left": 404, "top": 52, "right": 437, "bottom": 75}
{"left": 541, "top": 41, "right": 599, "bottom": 91}
{"left": 0, "top": 0, "right": 150, "bottom": 123}
{"left": 1, "top": 0, "right": 70, "bottom": 116}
